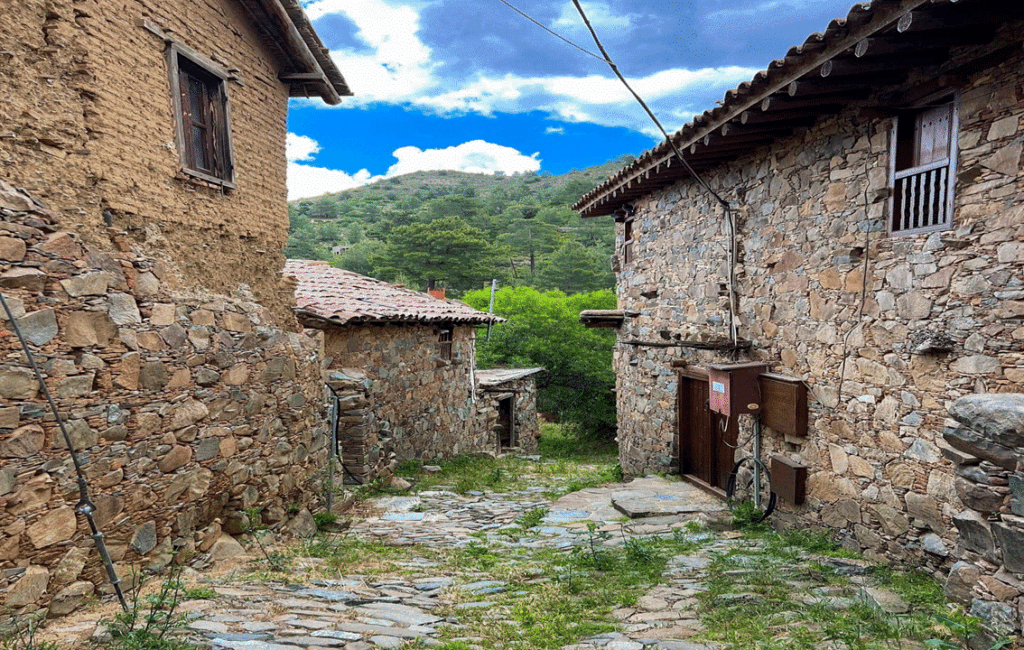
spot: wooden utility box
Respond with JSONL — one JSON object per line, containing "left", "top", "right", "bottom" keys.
{"left": 771, "top": 455, "right": 807, "bottom": 505}
{"left": 707, "top": 362, "right": 766, "bottom": 416}
{"left": 758, "top": 373, "right": 808, "bottom": 438}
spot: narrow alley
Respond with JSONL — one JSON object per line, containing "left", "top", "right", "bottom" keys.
{"left": 39, "top": 454, "right": 970, "bottom": 650}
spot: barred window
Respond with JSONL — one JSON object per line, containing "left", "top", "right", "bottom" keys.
{"left": 890, "top": 99, "right": 955, "bottom": 235}
{"left": 438, "top": 326, "right": 453, "bottom": 361}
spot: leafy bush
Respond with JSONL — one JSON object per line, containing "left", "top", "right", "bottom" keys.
{"left": 464, "top": 287, "right": 617, "bottom": 435}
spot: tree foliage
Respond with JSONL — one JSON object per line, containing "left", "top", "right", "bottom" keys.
{"left": 286, "top": 157, "right": 630, "bottom": 296}
{"left": 374, "top": 216, "right": 504, "bottom": 293}
{"left": 464, "top": 286, "right": 617, "bottom": 436}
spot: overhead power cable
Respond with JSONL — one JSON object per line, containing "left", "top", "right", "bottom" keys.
{"left": 568, "top": 0, "right": 739, "bottom": 345}
{"left": 495, "top": 0, "right": 604, "bottom": 61}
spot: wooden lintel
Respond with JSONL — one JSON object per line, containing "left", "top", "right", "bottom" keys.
{"left": 279, "top": 72, "right": 327, "bottom": 82}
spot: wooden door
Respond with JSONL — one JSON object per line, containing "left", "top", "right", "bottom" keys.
{"left": 678, "top": 376, "right": 737, "bottom": 492}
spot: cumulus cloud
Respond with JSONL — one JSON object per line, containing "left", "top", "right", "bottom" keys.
{"left": 286, "top": 133, "right": 321, "bottom": 162}
{"left": 545, "top": 126, "right": 565, "bottom": 135}
{"left": 387, "top": 140, "right": 541, "bottom": 177}
{"left": 305, "top": 0, "right": 437, "bottom": 103}
{"left": 301, "top": 0, "right": 760, "bottom": 133}
{"left": 287, "top": 135, "right": 540, "bottom": 200}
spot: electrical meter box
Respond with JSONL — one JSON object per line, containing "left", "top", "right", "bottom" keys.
{"left": 707, "top": 362, "right": 767, "bottom": 416}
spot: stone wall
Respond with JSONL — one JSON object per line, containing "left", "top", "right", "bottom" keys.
{"left": 1, "top": 0, "right": 295, "bottom": 322}
{"left": 325, "top": 368, "right": 389, "bottom": 485}
{"left": 612, "top": 17, "right": 1023, "bottom": 590}
{"left": 0, "top": 190, "right": 328, "bottom": 619}
{"left": 475, "top": 377, "right": 541, "bottom": 454}
{"left": 942, "top": 394, "right": 1024, "bottom": 645}
{"left": 323, "top": 323, "right": 492, "bottom": 463}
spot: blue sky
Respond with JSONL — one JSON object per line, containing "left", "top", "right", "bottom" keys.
{"left": 287, "top": 0, "right": 858, "bottom": 200}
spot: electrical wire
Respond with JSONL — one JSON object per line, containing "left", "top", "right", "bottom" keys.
{"left": 0, "top": 291, "right": 128, "bottom": 611}
{"left": 569, "top": 0, "right": 740, "bottom": 346}
{"left": 494, "top": 0, "right": 604, "bottom": 61}
{"left": 493, "top": 0, "right": 743, "bottom": 346}
{"left": 835, "top": 172, "right": 876, "bottom": 410}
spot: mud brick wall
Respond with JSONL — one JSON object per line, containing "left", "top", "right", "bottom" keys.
{"left": 0, "top": 0, "right": 295, "bottom": 323}
{"left": 323, "top": 324, "right": 492, "bottom": 463}
{"left": 612, "top": 18, "right": 1024, "bottom": 600}
{"left": 0, "top": 196, "right": 328, "bottom": 620}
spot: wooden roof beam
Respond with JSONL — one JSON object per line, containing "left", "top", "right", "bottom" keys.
{"left": 761, "top": 90, "right": 869, "bottom": 111}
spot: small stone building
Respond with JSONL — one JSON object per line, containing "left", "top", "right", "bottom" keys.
{"left": 475, "top": 367, "right": 544, "bottom": 452}
{"left": 574, "top": 0, "right": 1024, "bottom": 636}
{"left": 1, "top": 0, "right": 348, "bottom": 620}
{"left": 285, "top": 260, "right": 540, "bottom": 484}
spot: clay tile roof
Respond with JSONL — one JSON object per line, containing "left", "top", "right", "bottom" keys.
{"left": 284, "top": 259, "right": 504, "bottom": 327}
{"left": 573, "top": 0, "right": 1021, "bottom": 218}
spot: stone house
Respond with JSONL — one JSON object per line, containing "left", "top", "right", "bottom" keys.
{"left": 574, "top": 0, "right": 1024, "bottom": 635}
{"left": 284, "top": 260, "right": 540, "bottom": 484}
{"left": 1, "top": 0, "right": 348, "bottom": 619}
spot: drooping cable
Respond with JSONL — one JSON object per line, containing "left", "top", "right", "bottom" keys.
{"left": 494, "top": 0, "right": 604, "bottom": 61}
{"left": 569, "top": 0, "right": 740, "bottom": 346}
{"left": 0, "top": 291, "right": 128, "bottom": 611}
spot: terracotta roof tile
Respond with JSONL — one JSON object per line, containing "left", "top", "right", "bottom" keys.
{"left": 284, "top": 259, "right": 503, "bottom": 326}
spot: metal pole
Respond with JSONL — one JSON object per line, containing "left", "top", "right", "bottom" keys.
{"left": 753, "top": 415, "right": 763, "bottom": 510}
{"left": 486, "top": 279, "right": 498, "bottom": 341}
{"left": 0, "top": 291, "right": 127, "bottom": 611}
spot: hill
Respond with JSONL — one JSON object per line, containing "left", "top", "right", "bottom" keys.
{"left": 285, "top": 156, "right": 631, "bottom": 296}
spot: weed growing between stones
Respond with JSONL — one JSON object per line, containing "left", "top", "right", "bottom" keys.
{"left": 98, "top": 567, "right": 199, "bottom": 650}
{"left": 694, "top": 532, "right": 1003, "bottom": 650}
{"left": 0, "top": 615, "right": 58, "bottom": 650}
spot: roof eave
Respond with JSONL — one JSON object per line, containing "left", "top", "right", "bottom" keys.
{"left": 244, "top": 0, "right": 352, "bottom": 105}
{"left": 572, "top": 0, "right": 980, "bottom": 218}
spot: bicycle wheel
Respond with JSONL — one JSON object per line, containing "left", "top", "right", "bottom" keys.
{"left": 726, "top": 457, "right": 777, "bottom": 524}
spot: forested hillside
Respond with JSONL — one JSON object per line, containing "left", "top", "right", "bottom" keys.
{"left": 285, "top": 156, "right": 632, "bottom": 296}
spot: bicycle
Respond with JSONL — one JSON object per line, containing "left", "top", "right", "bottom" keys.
{"left": 724, "top": 412, "right": 776, "bottom": 524}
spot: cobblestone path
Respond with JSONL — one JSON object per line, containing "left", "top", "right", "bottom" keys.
{"left": 47, "top": 474, "right": 932, "bottom": 650}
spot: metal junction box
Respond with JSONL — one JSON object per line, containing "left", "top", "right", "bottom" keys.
{"left": 707, "top": 362, "right": 767, "bottom": 416}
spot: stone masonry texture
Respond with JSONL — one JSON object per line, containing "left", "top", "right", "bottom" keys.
{"left": 609, "top": 18, "right": 1024, "bottom": 633}
{"left": 324, "top": 324, "right": 493, "bottom": 464}
{"left": 0, "top": 0, "right": 331, "bottom": 621}
{"left": 0, "top": 195, "right": 329, "bottom": 621}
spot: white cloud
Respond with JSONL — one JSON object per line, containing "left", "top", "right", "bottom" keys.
{"left": 287, "top": 136, "right": 540, "bottom": 200}
{"left": 415, "top": 66, "right": 760, "bottom": 132}
{"left": 545, "top": 126, "right": 565, "bottom": 135}
{"left": 300, "top": 0, "right": 760, "bottom": 134}
{"left": 552, "top": 1, "right": 632, "bottom": 30}
{"left": 304, "top": 0, "right": 437, "bottom": 103}
{"left": 288, "top": 163, "right": 383, "bottom": 201}
{"left": 387, "top": 140, "right": 540, "bottom": 176}
{"left": 286, "top": 133, "right": 321, "bottom": 162}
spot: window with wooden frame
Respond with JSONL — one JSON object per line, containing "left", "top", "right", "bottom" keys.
{"left": 167, "top": 45, "right": 235, "bottom": 187}
{"left": 622, "top": 216, "right": 635, "bottom": 265}
{"left": 889, "top": 98, "right": 956, "bottom": 235}
{"left": 437, "top": 326, "right": 454, "bottom": 361}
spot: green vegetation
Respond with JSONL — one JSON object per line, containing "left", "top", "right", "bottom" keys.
{"left": 285, "top": 158, "right": 631, "bottom": 296}
{"left": 0, "top": 616, "right": 58, "bottom": 650}
{"left": 100, "top": 569, "right": 200, "bottom": 650}
{"left": 464, "top": 287, "right": 617, "bottom": 434}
